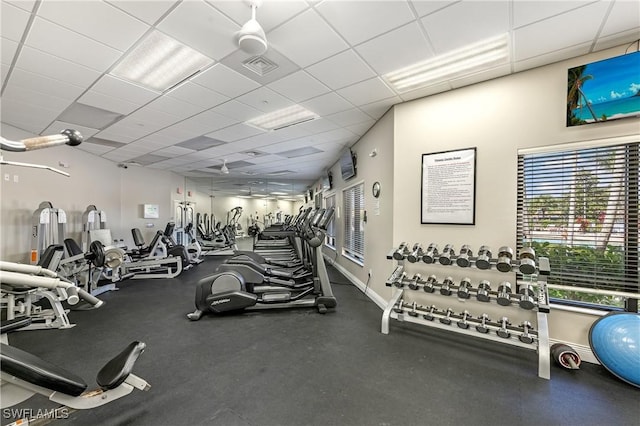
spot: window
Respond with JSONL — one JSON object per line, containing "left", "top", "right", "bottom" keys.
{"left": 517, "top": 140, "right": 639, "bottom": 310}
{"left": 324, "top": 193, "right": 336, "bottom": 248}
{"left": 343, "top": 183, "right": 365, "bottom": 264}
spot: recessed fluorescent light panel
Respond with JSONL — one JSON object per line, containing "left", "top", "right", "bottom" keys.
{"left": 111, "top": 30, "right": 214, "bottom": 92}
{"left": 384, "top": 34, "right": 510, "bottom": 93}
{"left": 245, "top": 105, "right": 318, "bottom": 131}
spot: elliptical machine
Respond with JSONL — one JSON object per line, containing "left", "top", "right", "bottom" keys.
{"left": 187, "top": 208, "right": 337, "bottom": 319}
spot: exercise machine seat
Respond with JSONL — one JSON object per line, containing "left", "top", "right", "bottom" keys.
{"left": 1, "top": 343, "right": 88, "bottom": 396}
{"left": 64, "top": 238, "right": 83, "bottom": 256}
{"left": 37, "top": 244, "right": 64, "bottom": 268}
{"left": 97, "top": 341, "right": 146, "bottom": 391}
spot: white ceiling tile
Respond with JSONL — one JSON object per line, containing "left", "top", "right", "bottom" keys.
{"left": 347, "top": 121, "right": 375, "bottom": 136}
{"left": 268, "top": 9, "right": 348, "bottom": 68}
{"left": 313, "top": 128, "right": 357, "bottom": 144}
{"left": 192, "top": 63, "right": 261, "bottom": 98}
{"left": 5, "top": 1, "right": 36, "bottom": 12}
{"left": 154, "top": 146, "right": 196, "bottom": 157}
{"left": 177, "top": 109, "right": 237, "bottom": 135}
{"left": 422, "top": 1, "right": 510, "bottom": 54}
{"left": 1, "top": 63, "right": 9, "bottom": 86}
{"left": 167, "top": 81, "right": 229, "bottom": 109}
{"left": 1, "top": 98, "right": 61, "bottom": 133}
{"left": 267, "top": 70, "right": 330, "bottom": 103}
{"left": 1, "top": 1, "right": 30, "bottom": 42}
{"left": 106, "top": 0, "right": 179, "bottom": 25}
{"left": 293, "top": 118, "right": 339, "bottom": 134}
{"left": 211, "top": 100, "right": 262, "bottom": 122}
{"left": 306, "top": 50, "right": 376, "bottom": 90}
{"left": 114, "top": 116, "right": 170, "bottom": 135}
{"left": 92, "top": 75, "right": 160, "bottom": 105}
{"left": 301, "top": 92, "right": 353, "bottom": 116}
{"left": 208, "top": 0, "right": 309, "bottom": 32}
{"left": 450, "top": 63, "right": 511, "bottom": 89}
{"left": 513, "top": 42, "right": 592, "bottom": 73}
{"left": 101, "top": 151, "right": 140, "bottom": 162}
{"left": 8, "top": 68, "right": 85, "bottom": 101}
{"left": 42, "top": 121, "right": 100, "bottom": 140}
{"left": 600, "top": 0, "right": 640, "bottom": 37}
{"left": 157, "top": 0, "right": 239, "bottom": 60}
{"left": 78, "top": 143, "right": 114, "bottom": 156}
{"left": 236, "top": 87, "right": 294, "bottom": 113}
{"left": 145, "top": 96, "right": 203, "bottom": 121}
{"left": 15, "top": 46, "right": 101, "bottom": 88}
{"left": 356, "top": 22, "right": 433, "bottom": 75}
{"left": 3, "top": 84, "right": 73, "bottom": 113}
{"left": 513, "top": 2, "right": 610, "bottom": 61}
{"left": 25, "top": 17, "right": 121, "bottom": 72}
{"left": 78, "top": 90, "right": 141, "bottom": 115}
{"left": 125, "top": 107, "right": 181, "bottom": 128}
{"left": 325, "top": 108, "right": 372, "bottom": 127}
{"left": 2, "top": 37, "right": 19, "bottom": 65}
{"left": 38, "top": 0, "right": 149, "bottom": 51}
{"left": 316, "top": 0, "right": 415, "bottom": 46}
{"left": 513, "top": 1, "right": 594, "bottom": 29}
{"left": 93, "top": 129, "right": 137, "bottom": 144}
{"left": 337, "top": 77, "right": 396, "bottom": 106}
{"left": 593, "top": 27, "right": 640, "bottom": 51}
{"left": 398, "top": 81, "right": 451, "bottom": 102}
{"left": 103, "top": 122, "right": 159, "bottom": 140}
{"left": 360, "top": 96, "right": 400, "bottom": 119}
{"left": 206, "top": 123, "right": 264, "bottom": 142}
{"left": 410, "top": 1, "right": 455, "bottom": 18}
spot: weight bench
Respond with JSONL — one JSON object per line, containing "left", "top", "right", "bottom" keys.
{"left": 1, "top": 340, "right": 150, "bottom": 409}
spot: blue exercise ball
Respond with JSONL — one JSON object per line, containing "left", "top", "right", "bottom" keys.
{"left": 589, "top": 312, "right": 640, "bottom": 388}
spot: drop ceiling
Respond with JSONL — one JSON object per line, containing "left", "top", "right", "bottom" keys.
{"left": 1, "top": 0, "right": 639, "bottom": 197}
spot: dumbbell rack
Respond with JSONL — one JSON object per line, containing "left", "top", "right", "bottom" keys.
{"left": 380, "top": 245, "right": 551, "bottom": 380}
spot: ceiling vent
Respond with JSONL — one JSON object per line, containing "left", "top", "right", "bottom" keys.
{"left": 242, "top": 55, "right": 279, "bottom": 77}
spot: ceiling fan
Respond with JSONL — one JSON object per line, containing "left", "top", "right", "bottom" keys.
{"left": 220, "top": 159, "right": 229, "bottom": 174}
{"left": 236, "top": 0, "right": 268, "bottom": 56}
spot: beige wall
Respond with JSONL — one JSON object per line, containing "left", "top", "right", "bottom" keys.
{"left": 391, "top": 44, "right": 639, "bottom": 349}
{"left": 321, "top": 110, "right": 395, "bottom": 306}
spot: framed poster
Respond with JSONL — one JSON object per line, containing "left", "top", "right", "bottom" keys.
{"left": 421, "top": 147, "right": 476, "bottom": 225}
{"left": 143, "top": 204, "right": 159, "bottom": 219}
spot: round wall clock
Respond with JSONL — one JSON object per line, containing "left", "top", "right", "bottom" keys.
{"left": 372, "top": 181, "right": 381, "bottom": 198}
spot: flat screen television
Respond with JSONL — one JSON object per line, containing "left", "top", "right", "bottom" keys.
{"left": 340, "top": 149, "right": 356, "bottom": 180}
{"left": 567, "top": 50, "right": 640, "bottom": 126}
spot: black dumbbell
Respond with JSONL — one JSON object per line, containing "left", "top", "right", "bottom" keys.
{"left": 519, "top": 247, "right": 537, "bottom": 275}
{"left": 476, "top": 280, "right": 491, "bottom": 302}
{"left": 440, "top": 276, "right": 454, "bottom": 296}
{"left": 423, "top": 274, "right": 437, "bottom": 293}
{"left": 456, "top": 245, "right": 473, "bottom": 267}
{"left": 439, "top": 308, "right": 454, "bottom": 325}
{"left": 407, "top": 243, "right": 423, "bottom": 263}
{"left": 408, "top": 273, "right": 421, "bottom": 290}
{"left": 393, "top": 299, "right": 404, "bottom": 314}
{"left": 496, "top": 317, "right": 511, "bottom": 339}
{"left": 519, "top": 321, "right": 535, "bottom": 344}
{"left": 476, "top": 245, "right": 492, "bottom": 270}
{"left": 496, "top": 246, "right": 514, "bottom": 272}
{"left": 438, "top": 244, "right": 455, "bottom": 265}
{"left": 392, "top": 242, "right": 408, "bottom": 260}
{"left": 422, "top": 243, "right": 438, "bottom": 264}
{"left": 457, "top": 310, "right": 471, "bottom": 329}
{"left": 423, "top": 305, "right": 437, "bottom": 321}
{"left": 476, "top": 313, "right": 491, "bottom": 333}
{"left": 518, "top": 284, "right": 536, "bottom": 310}
{"left": 408, "top": 301, "right": 419, "bottom": 317}
{"left": 496, "top": 281, "right": 512, "bottom": 306}
{"left": 457, "top": 277, "right": 472, "bottom": 299}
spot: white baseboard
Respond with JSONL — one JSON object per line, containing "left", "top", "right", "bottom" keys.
{"left": 324, "top": 255, "right": 387, "bottom": 309}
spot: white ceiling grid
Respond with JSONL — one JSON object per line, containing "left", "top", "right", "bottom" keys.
{"left": 1, "top": 0, "right": 638, "bottom": 196}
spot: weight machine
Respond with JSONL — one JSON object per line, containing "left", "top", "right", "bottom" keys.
{"left": 30, "top": 201, "right": 67, "bottom": 265}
